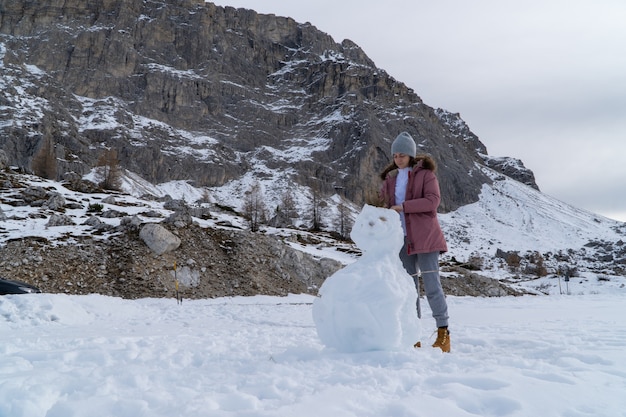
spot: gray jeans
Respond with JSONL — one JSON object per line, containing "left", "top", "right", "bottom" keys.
{"left": 399, "top": 241, "right": 449, "bottom": 328}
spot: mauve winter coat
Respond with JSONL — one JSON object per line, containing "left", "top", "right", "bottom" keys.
{"left": 381, "top": 161, "right": 448, "bottom": 255}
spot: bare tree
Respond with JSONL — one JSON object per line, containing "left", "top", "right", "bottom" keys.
{"left": 96, "top": 148, "right": 122, "bottom": 191}
{"left": 309, "top": 186, "right": 326, "bottom": 232}
{"left": 335, "top": 201, "right": 353, "bottom": 240}
{"left": 242, "top": 182, "right": 268, "bottom": 232}
{"left": 280, "top": 190, "right": 298, "bottom": 219}
{"left": 268, "top": 190, "right": 300, "bottom": 228}
{"left": 31, "top": 138, "right": 57, "bottom": 180}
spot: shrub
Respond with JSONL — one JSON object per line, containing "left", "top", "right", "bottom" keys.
{"left": 87, "top": 203, "right": 104, "bottom": 213}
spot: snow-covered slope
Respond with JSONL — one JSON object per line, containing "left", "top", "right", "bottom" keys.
{"left": 440, "top": 165, "right": 625, "bottom": 258}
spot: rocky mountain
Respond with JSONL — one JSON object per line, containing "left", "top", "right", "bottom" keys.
{"left": 0, "top": 0, "right": 536, "bottom": 216}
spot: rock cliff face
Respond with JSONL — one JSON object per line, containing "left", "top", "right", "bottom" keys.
{"left": 0, "top": 0, "right": 536, "bottom": 213}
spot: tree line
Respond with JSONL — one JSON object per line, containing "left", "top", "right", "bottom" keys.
{"left": 32, "top": 140, "right": 122, "bottom": 191}
{"left": 242, "top": 181, "right": 353, "bottom": 240}
{"left": 32, "top": 140, "right": 354, "bottom": 238}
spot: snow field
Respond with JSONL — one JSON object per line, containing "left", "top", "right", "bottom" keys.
{"left": 1, "top": 293, "right": 625, "bottom": 417}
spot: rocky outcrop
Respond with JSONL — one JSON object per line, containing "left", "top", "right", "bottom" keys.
{"left": 482, "top": 156, "right": 539, "bottom": 190}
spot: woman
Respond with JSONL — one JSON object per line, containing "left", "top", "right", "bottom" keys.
{"left": 380, "top": 131, "right": 451, "bottom": 352}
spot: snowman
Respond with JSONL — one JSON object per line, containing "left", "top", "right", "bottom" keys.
{"left": 312, "top": 204, "right": 421, "bottom": 352}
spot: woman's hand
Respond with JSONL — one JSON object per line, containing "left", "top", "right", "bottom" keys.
{"left": 391, "top": 205, "right": 403, "bottom": 212}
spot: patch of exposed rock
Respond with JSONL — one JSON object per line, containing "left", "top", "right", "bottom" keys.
{"left": 0, "top": 223, "right": 342, "bottom": 299}
{"left": 439, "top": 266, "right": 528, "bottom": 297}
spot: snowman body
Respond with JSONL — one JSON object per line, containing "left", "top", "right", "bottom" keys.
{"left": 312, "top": 205, "right": 420, "bottom": 352}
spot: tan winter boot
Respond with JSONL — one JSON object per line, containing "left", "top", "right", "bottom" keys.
{"left": 432, "top": 328, "right": 450, "bottom": 353}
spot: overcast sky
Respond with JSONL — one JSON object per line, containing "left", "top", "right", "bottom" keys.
{"left": 212, "top": 1, "right": 626, "bottom": 222}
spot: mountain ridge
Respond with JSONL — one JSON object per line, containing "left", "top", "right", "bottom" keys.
{"left": 1, "top": 0, "right": 535, "bottom": 215}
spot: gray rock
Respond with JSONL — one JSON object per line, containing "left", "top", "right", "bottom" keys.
{"left": 46, "top": 214, "right": 75, "bottom": 227}
{"left": 139, "top": 223, "right": 181, "bottom": 255}
{"left": 165, "top": 211, "right": 193, "bottom": 228}
{"left": 120, "top": 215, "right": 143, "bottom": 229}
{"left": 22, "top": 186, "right": 47, "bottom": 203}
{"left": 83, "top": 216, "right": 103, "bottom": 227}
{"left": 483, "top": 156, "right": 540, "bottom": 190}
{"left": 172, "top": 265, "right": 200, "bottom": 288}
{"left": 45, "top": 192, "right": 66, "bottom": 211}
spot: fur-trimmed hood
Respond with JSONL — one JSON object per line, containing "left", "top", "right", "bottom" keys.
{"left": 380, "top": 154, "right": 437, "bottom": 181}
{"left": 414, "top": 154, "right": 437, "bottom": 172}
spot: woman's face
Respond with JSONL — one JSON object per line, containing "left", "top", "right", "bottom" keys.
{"left": 393, "top": 153, "right": 410, "bottom": 169}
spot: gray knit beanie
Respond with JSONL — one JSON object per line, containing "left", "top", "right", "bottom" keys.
{"left": 391, "top": 132, "right": 416, "bottom": 157}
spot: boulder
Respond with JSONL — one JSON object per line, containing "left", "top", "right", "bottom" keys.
{"left": 139, "top": 223, "right": 181, "bottom": 255}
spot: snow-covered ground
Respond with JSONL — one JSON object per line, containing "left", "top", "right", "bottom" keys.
{"left": 2, "top": 290, "right": 625, "bottom": 417}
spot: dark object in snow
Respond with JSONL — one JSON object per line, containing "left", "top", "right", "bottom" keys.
{"left": 0, "top": 278, "right": 42, "bottom": 295}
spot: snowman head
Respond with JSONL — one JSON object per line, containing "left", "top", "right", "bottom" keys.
{"left": 350, "top": 205, "right": 404, "bottom": 255}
